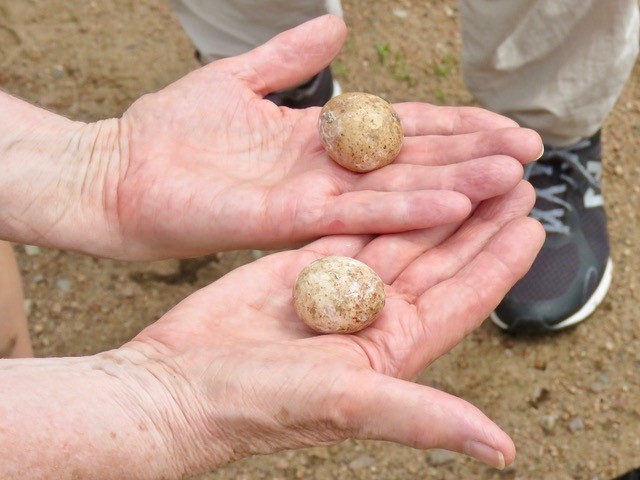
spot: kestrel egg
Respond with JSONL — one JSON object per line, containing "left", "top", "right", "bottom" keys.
{"left": 293, "top": 256, "right": 386, "bottom": 334}
{"left": 318, "top": 92, "right": 403, "bottom": 173}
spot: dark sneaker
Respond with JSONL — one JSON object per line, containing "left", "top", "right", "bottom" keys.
{"left": 614, "top": 467, "right": 640, "bottom": 480}
{"left": 491, "top": 130, "right": 613, "bottom": 334}
{"left": 266, "top": 66, "right": 340, "bottom": 108}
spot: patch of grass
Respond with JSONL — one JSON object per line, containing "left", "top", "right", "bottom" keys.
{"left": 434, "top": 86, "right": 448, "bottom": 103}
{"left": 331, "top": 60, "right": 348, "bottom": 78}
{"left": 375, "top": 41, "right": 416, "bottom": 86}
{"left": 432, "top": 52, "right": 456, "bottom": 79}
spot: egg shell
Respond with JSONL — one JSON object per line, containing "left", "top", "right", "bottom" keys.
{"left": 293, "top": 256, "right": 386, "bottom": 334}
{"left": 318, "top": 92, "right": 403, "bottom": 173}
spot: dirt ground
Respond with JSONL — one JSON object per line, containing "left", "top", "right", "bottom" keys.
{"left": 1, "top": 0, "right": 640, "bottom": 478}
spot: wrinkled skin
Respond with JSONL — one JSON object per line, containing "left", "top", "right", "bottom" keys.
{"left": 1, "top": 16, "right": 541, "bottom": 260}
{"left": 121, "top": 181, "right": 544, "bottom": 477}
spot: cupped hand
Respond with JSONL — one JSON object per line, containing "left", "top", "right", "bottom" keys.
{"left": 105, "top": 14, "right": 541, "bottom": 259}
{"left": 122, "top": 180, "right": 544, "bottom": 477}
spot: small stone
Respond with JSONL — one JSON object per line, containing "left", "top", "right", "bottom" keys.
{"left": 308, "top": 447, "right": 331, "bottom": 460}
{"left": 23, "top": 245, "right": 41, "bottom": 256}
{"left": 540, "top": 413, "right": 558, "bottom": 434}
{"left": 348, "top": 454, "right": 375, "bottom": 470}
{"left": 444, "top": 6, "right": 456, "bottom": 18}
{"left": 568, "top": 416, "right": 585, "bottom": 433}
{"left": 56, "top": 278, "right": 73, "bottom": 293}
{"left": 31, "top": 274, "right": 45, "bottom": 284}
{"left": 145, "top": 259, "right": 180, "bottom": 276}
{"left": 531, "top": 386, "right": 550, "bottom": 406}
{"left": 23, "top": 299, "right": 33, "bottom": 316}
{"left": 427, "top": 449, "right": 457, "bottom": 466}
{"left": 533, "top": 358, "right": 547, "bottom": 370}
{"left": 52, "top": 64, "right": 65, "bottom": 79}
{"left": 392, "top": 8, "right": 408, "bottom": 18}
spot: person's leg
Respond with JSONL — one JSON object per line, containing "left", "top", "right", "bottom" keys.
{"left": 460, "top": 0, "right": 639, "bottom": 333}
{"left": 0, "top": 241, "right": 33, "bottom": 358}
{"left": 169, "top": 0, "right": 341, "bottom": 62}
{"left": 460, "top": 0, "right": 639, "bottom": 147}
{"left": 168, "top": 0, "right": 343, "bottom": 108}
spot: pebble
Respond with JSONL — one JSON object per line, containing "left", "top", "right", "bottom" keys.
{"left": 392, "top": 8, "right": 408, "bottom": 18}
{"left": 55, "top": 278, "right": 73, "bottom": 293}
{"left": 568, "top": 416, "right": 585, "bottom": 433}
{"left": 23, "top": 299, "right": 33, "bottom": 316}
{"left": 348, "top": 454, "right": 375, "bottom": 470}
{"left": 52, "top": 64, "right": 65, "bottom": 79}
{"left": 145, "top": 259, "right": 180, "bottom": 276}
{"left": 540, "top": 413, "right": 558, "bottom": 434}
{"left": 444, "top": 6, "right": 456, "bottom": 18}
{"left": 23, "top": 245, "right": 41, "bottom": 256}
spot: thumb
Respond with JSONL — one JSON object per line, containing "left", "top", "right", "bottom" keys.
{"left": 349, "top": 373, "right": 515, "bottom": 470}
{"left": 214, "top": 14, "right": 347, "bottom": 95}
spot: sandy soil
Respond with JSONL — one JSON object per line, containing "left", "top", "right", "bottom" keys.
{"left": 1, "top": 1, "right": 640, "bottom": 478}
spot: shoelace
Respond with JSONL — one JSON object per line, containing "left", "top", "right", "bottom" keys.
{"left": 525, "top": 139, "right": 600, "bottom": 235}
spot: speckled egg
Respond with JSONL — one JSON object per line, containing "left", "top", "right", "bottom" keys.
{"left": 293, "top": 256, "right": 386, "bottom": 334}
{"left": 318, "top": 92, "right": 403, "bottom": 173}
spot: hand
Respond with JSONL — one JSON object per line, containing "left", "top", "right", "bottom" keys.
{"left": 0, "top": 181, "right": 543, "bottom": 479}
{"left": 0, "top": 16, "right": 541, "bottom": 260}
{"left": 113, "top": 15, "right": 541, "bottom": 259}
{"left": 117, "top": 180, "right": 544, "bottom": 477}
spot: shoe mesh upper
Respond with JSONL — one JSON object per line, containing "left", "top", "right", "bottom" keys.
{"left": 493, "top": 131, "right": 611, "bottom": 331}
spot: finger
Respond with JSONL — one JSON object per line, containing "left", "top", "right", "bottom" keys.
{"left": 304, "top": 190, "right": 472, "bottom": 236}
{"left": 215, "top": 15, "right": 347, "bottom": 95}
{"left": 353, "top": 156, "right": 523, "bottom": 203}
{"left": 398, "top": 127, "right": 543, "bottom": 166}
{"left": 358, "top": 180, "right": 534, "bottom": 285}
{"left": 414, "top": 216, "right": 545, "bottom": 360}
{"left": 302, "top": 234, "right": 374, "bottom": 259}
{"left": 394, "top": 102, "right": 519, "bottom": 135}
{"left": 346, "top": 372, "right": 515, "bottom": 469}
{"left": 393, "top": 181, "right": 536, "bottom": 293}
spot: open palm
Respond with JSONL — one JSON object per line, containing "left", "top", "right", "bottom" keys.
{"left": 112, "top": 15, "right": 542, "bottom": 260}
{"left": 126, "top": 180, "right": 543, "bottom": 476}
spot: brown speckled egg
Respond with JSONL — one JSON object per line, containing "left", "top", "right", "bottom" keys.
{"left": 293, "top": 256, "right": 386, "bottom": 334}
{"left": 318, "top": 92, "right": 403, "bottom": 173}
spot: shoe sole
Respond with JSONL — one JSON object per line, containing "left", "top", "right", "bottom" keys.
{"left": 332, "top": 80, "right": 342, "bottom": 98}
{"left": 490, "top": 258, "right": 613, "bottom": 332}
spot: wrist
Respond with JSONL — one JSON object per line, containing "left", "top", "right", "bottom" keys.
{"left": 115, "top": 342, "right": 237, "bottom": 477}
{"left": 0, "top": 351, "right": 187, "bottom": 479}
{"left": 0, "top": 91, "right": 125, "bottom": 257}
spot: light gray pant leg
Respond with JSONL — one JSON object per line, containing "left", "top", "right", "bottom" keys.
{"left": 169, "top": 0, "right": 341, "bottom": 63}
{"left": 460, "top": 0, "right": 639, "bottom": 146}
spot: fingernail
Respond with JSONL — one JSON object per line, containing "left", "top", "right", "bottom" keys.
{"left": 464, "top": 440, "right": 506, "bottom": 470}
{"left": 535, "top": 145, "right": 545, "bottom": 160}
